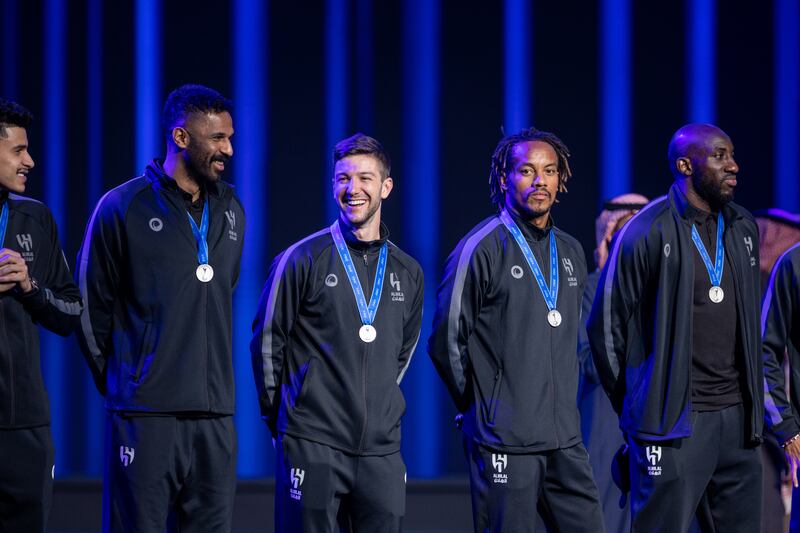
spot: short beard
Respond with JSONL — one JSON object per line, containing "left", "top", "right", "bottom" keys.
{"left": 693, "top": 175, "right": 732, "bottom": 210}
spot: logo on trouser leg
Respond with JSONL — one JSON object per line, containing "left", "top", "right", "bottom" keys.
{"left": 290, "top": 468, "right": 305, "bottom": 500}
{"left": 120, "top": 446, "right": 135, "bottom": 467}
{"left": 645, "top": 446, "right": 662, "bottom": 476}
{"left": 491, "top": 454, "right": 508, "bottom": 483}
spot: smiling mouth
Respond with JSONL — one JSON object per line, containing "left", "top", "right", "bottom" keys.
{"left": 346, "top": 199, "right": 367, "bottom": 207}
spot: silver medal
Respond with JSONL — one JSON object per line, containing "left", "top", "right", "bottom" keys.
{"left": 359, "top": 324, "right": 377, "bottom": 343}
{"left": 196, "top": 264, "right": 214, "bottom": 283}
{"left": 547, "top": 309, "right": 562, "bottom": 328}
{"left": 709, "top": 285, "right": 724, "bottom": 304}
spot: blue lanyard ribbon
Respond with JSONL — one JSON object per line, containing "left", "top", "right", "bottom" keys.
{"left": 691, "top": 212, "right": 724, "bottom": 287}
{"left": 330, "top": 220, "right": 388, "bottom": 326}
{"left": 499, "top": 210, "right": 559, "bottom": 311}
{"left": 186, "top": 200, "right": 210, "bottom": 265}
{"left": 0, "top": 203, "right": 7, "bottom": 248}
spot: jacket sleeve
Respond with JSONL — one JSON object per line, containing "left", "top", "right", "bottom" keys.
{"left": 428, "top": 236, "right": 491, "bottom": 413}
{"left": 15, "top": 208, "right": 83, "bottom": 335}
{"left": 577, "top": 271, "right": 600, "bottom": 387}
{"left": 250, "top": 248, "right": 307, "bottom": 437}
{"left": 762, "top": 249, "right": 800, "bottom": 442}
{"left": 587, "top": 228, "right": 649, "bottom": 414}
{"left": 75, "top": 193, "right": 125, "bottom": 393}
{"left": 397, "top": 264, "right": 424, "bottom": 384}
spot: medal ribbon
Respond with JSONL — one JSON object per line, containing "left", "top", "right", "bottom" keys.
{"left": 186, "top": 200, "right": 210, "bottom": 265}
{"left": 499, "top": 210, "right": 559, "bottom": 311}
{"left": 0, "top": 203, "right": 8, "bottom": 248}
{"left": 691, "top": 212, "right": 724, "bottom": 287}
{"left": 330, "top": 220, "right": 388, "bottom": 326}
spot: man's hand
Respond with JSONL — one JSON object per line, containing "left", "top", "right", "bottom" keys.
{"left": 0, "top": 248, "right": 32, "bottom": 293}
{"left": 784, "top": 435, "right": 800, "bottom": 488}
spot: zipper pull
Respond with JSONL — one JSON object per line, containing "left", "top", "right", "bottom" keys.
{"left": 363, "top": 253, "right": 368, "bottom": 266}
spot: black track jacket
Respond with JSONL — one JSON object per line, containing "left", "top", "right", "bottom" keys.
{"left": 587, "top": 184, "right": 794, "bottom": 443}
{"left": 761, "top": 243, "right": 800, "bottom": 442}
{"left": 0, "top": 191, "right": 82, "bottom": 428}
{"left": 76, "top": 161, "right": 245, "bottom": 414}
{"left": 428, "top": 213, "right": 588, "bottom": 453}
{"left": 251, "top": 223, "right": 424, "bottom": 456}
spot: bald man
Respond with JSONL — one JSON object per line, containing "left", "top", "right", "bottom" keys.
{"left": 587, "top": 124, "right": 800, "bottom": 532}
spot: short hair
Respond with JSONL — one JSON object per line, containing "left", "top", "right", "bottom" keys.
{"left": 162, "top": 84, "right": 232, "bottom": 140}
{"left": 488, "top": 127, "right": 572, "bottom": 211}
{"left": 0, "top": 98, "right": 33, "bottom": 138}
{"left": 333, "top": 133, "right": 391, "bottom": 178}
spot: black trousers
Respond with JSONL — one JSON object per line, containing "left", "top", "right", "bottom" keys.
{"left": 0, "top": 425, "right": 54, "bottom": 533}
{"left": 275, "top": 434, "right": 405, "bottom": 533}
{"left": 465, "top": 438, "right": 605, "bottom": 532}
{"left": 629, "top": 403, "right": 762, "bottom": 533}
{"left": 103, "top": 413, "right": 237, "bottom": 533}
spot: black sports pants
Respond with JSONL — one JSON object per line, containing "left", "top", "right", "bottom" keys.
{"left": 628, "top": 404, "right": 762, "bottom": 533}
{"left": 275, "top": 434, "right": 406, "bottom": 533}
{"left": 0, "top": 425, "right": 54, "bottom": 533}
{"left": 465, "top": 438, "right": 605, "bottom": 532}
{"left": 103, "top": 413, "right": 237, "bottom": 533}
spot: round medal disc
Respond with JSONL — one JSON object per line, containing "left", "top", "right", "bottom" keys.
{"left": 196, "top": 264, "right": 214, "bottom": 283}
{"left": 359, "top": 324, "right": 377, "bottom": 343}
{"left": 709, "top": 285, "right": 724, "bottom": 304}
{"left": 547, "top": 309, "right": 562, "bottom": 328}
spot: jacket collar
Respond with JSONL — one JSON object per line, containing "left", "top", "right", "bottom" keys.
{"left": 145, "top": 159, "right": 223, "bottom": 199}
{"left": 341, "top": 221, "right": 390, "bottom": 253}
{"left": 669, "top": 182, "right": 743, "bottom": 227}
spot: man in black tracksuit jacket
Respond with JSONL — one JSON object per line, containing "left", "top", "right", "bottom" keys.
{"left": 76, "top": 86, "right": 243, "bottom": 532}
{"left": 587, "top": 124, "right": 800, "bottom": 532}
{"left": 251, "top": 134, "right": 423, "bottom": 532}
{"left": 0, "top": 99, "right": 82, "bottom": 532}
{"left": 429, "top": 127, "right": 604, "bottom": 532}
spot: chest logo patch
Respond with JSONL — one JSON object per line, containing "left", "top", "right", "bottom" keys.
{"left": 562, "top": 257, "right": 578, "bottom": 287}
{"left": 149, "top": 218, "right": 164, "bottom": 232}
{"left": 225, "top": 210, "right": 238, "bottom": 241}
{"left": 664, "top": 243, "right": 671, "bottom": 258}
{"left": 390, "top": 272, "right": 405, "bottom": 302}
{"left": 510, "top": 265, "right": 524, "bottom": 279}
{"left": 325, "top": 274, "right": 338, "bottom": 287}
{"left": 15, "top": 234, "right": 34, "bottom": 262}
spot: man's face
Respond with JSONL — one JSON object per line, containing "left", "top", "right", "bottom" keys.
{"left": 333, "top": 154, "right": 392, "bottom": 228}
{"left": 0, "top": 126, "right": 34, "bottom": 193}
{"left": 182, "top": 112, "right": 234, "bottom": 183}
{"left": 689, "top": 131, "right": 739, "bottom": 208}
{"left": 502, "top": 140, "right": 559, "bottom": 221}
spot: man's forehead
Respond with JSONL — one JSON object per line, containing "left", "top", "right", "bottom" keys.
{"left": 335, "top": 154, "right": 382, "bottom": 173}
{"left": 184, "top": 111, "right": 233, "bottom": 130}
{"left": 511, "top": 140, "right": 557, "bottom": 162}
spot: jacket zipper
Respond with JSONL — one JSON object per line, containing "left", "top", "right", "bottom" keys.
{"left": 726, "top": 231, "right": 758, "bottom": 441}
{"left": 357, "top": 250, "right": 371, "bottom": 451}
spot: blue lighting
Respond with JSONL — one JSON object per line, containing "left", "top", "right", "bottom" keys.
{"left": 325, "top": 0, "right": 350, "bottom": 221}
{"left": 504, "top": 0, "right": 531, "bottom": 133}
{"left": 135, "top": 0, "right": 161, "bottom": 174}
{"left": 43, "top": 0, "right": 67, "bottom": 473}
{"left": 686, "top": 0, "right": 715, "bottom": 123}
{"left": 774, "top": 0, "right": 799, "bottom": 211}
{"left": 600, "top": 0, "right": 631, "bottom": 198}
{"left": 402, "top": 0, "right": 441, "bottom": 478}
{"left": 85, "top": 0, "right": 105, "bottom": 475}
{"left": 234, "top": 0, "right": 270, "bottom": 477}
{"left": 1, "top": 0, "right": 18, "bottom": 99}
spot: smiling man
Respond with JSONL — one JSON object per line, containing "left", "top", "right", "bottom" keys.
{"left": 428, "top": 127, "right": 603, "bottom": 532}
{"left": 0, "top": 99, "right": 82, "bottom": 532}
{"left": 587, "top": 124, "right": 800, "bottom": 531}
{"left": 251, "top": 133, "right": 423, "bottom": 532}
{"left": 76, "top": 85, "right": 244, "bottom": 532}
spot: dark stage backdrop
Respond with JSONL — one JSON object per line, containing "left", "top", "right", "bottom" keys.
{"left": 0, "top": 0, "right": 798, "bottom": 479}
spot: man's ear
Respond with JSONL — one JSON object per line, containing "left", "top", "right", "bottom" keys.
{"left": 172, "top": 127, "right": 189, "bottom": 150}
{"left": 676, "top": 157, "right": 693, "bottom": 177}
{"left": 380, "top": 176, "right": 394, "bottom": 200}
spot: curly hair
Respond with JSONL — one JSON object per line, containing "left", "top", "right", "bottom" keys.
{"left": 0, "top": 99, "right": 33, "bottom": 138}
{"left": 488, "top": 127, "right": 572, "bottom": 211}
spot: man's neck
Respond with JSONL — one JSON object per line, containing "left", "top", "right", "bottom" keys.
{"left": 341, "top": 216, "right": 381, "bottom": 242}
{"left": 163, "top": 155, "right": 202, "bottom": 202}
{"left": 507, "top": 205, "right": 550, "bottom": 229}
{"left": 677, "top": 179, "right": 715, "bottom": 214}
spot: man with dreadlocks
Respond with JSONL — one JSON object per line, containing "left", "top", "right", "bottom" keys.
{"left": 428, "top": 127, "right": 604, "bottom": 532}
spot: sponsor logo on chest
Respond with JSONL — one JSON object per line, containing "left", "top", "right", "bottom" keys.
{"left": 16, "top": 234, "right": 34, "bottom": 262}
{"left": 390, "top": 272, "right": 404, "bottom": 302}
{"left": 562, "top": 257, "right": 578, "bottom": 287}
{"left": 225, "top": 210, "right": 238, "bottom": 241}
{"left": 289, "top": 467, "right": 305, "bottom": 500}
{"left": 491, "top": 453, "right": 508, "bottom": 484}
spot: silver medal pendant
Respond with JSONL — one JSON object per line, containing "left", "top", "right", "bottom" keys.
{"left": 709, "top": 286, "right": 724, "bottom": 304}
{"left": 547, "top": 309, "right": 562, "bottom": 328}
{"left": 196, "top": 264, "right": 214, "bottom": 283}
{"left": 359, "top": 324, "right": 377, "bottom": 343}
